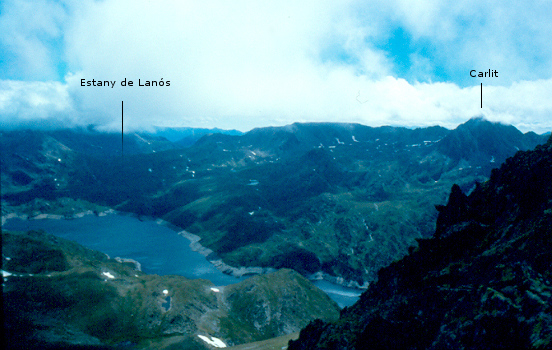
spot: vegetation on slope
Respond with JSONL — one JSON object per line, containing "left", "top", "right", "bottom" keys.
{"left": 1, "top": 119, "right": 547, "bottom": 286}
{"left": 288, "top": 136, "right": 552, "bottom": 349}
{"left": 2, "top": 230, "right": 339, "bottom": 349}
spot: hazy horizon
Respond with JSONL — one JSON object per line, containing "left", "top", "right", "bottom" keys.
{"left": 1, "top": 1, "right": 552, "bottom": 134}
{"left": 1, "top": 116, "right": 550, "bottom": 136}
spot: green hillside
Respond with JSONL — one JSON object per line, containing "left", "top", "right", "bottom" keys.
{"left": 1, "top": 119, "right": 547, "bottom": 286}
{"left": 3, "top": 230, "right": 339, "bottom": 349}
{"left": 288, "top": 137, "right": 552, "bottom": 349}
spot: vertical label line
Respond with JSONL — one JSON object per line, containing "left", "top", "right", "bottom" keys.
{"left": 481, "top": 83, "right": 482, "bottom": 108}
{"left": 122, "top": 101, "right": 124, "bottom": 157}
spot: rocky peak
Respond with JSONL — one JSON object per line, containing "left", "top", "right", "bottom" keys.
{"left": 289, "top": 128, "right": 552, "bottom": 349}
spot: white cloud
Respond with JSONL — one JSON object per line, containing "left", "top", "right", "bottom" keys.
{"left": 0, "top": 0, "right": 67, "bottom": 80}
{"left": 376, "top": 0, "right": 552, "bottom": 85}
{"left": 0, "top": 0, "right": 551, "bottom": 133}
{"left": 0, "top": 79, "right": 75, "bottom": 128}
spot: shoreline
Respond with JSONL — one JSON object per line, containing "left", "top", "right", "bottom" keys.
{"left": 308, "top": 271, "right": 369, "bottom": 290}
{"left": 1, "top": 209, "right": 116, "bottom": 226}
{"left": 174, "top": 225, "right": 368, "bottom": 289}
{"left": 177, "top": 230, "right": 277, "bottom": 278}
{"left": 2, "top": 209, "right": 368, "bottom": 290}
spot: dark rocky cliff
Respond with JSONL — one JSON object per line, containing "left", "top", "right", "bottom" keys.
{"left": 289, "top": 136, "right": 552, "bottom": 349}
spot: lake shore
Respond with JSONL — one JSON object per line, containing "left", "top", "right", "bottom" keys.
{"left": 173, "top": 223, "right": 368, "bottom": 289}
{"left": 1, "top": 209, "right": 116, "bottom": 226}
{"left": 3, "top": 209, "right": 367, "bottom": 291}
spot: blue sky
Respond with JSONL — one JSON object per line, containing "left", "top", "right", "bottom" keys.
{"left": 1, "top": 0, "right": 552, "bottom": 133}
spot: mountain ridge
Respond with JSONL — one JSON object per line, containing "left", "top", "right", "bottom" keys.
{"left": 288, "top": 135, "right": 552, "bottom": 349}
{"left": 1, "top": 118, "right": 548, "bottom": 287}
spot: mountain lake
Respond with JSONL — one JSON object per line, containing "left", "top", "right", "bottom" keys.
{"left": 3, "top": 213, "right": 361, "bottom": 307}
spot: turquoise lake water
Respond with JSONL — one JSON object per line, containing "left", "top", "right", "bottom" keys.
{"left": 3, "top": 214, "right": 361, "bottom": 307}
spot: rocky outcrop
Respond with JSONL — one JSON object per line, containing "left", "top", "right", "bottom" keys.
{"left": 223, "top": 269, "right": 340, "bottom": 344}
{"left": 289, "top": 137, "right": 552, "bottom": 349}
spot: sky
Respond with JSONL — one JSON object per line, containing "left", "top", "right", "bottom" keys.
{"left": 1, "top": 0, "right": 552, "bottom": 133}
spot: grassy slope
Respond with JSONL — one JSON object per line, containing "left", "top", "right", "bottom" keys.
{"left": 2, "top": 121, "right": 546, "bottom": 286}
{"left": 288, "top": 138, "right": 552, "bottom": 349}
{"left": 2, "top": 230, "right": 339, "bottom": 349}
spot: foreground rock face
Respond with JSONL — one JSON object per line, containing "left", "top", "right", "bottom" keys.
{"left": 2, "top": 230, "right": 339, "bottom": 349}
{"left": 289, "top": 137, "right": 552, "bottom": 349}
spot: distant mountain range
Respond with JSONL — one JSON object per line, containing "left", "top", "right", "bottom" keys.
{"left": 288, "top": 132, "right": 552, "bottom": 349}
{"left": 1, "top": 118, "right": 548, "bottom": 287}
{"left": 147, "top": 126, "right": 243, "bottom": 147}
{"left": 0, "top": 125, "right": 242, "bottom": 160}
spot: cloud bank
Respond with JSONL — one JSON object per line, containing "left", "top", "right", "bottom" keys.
{"left": 1, "top": 0, "right": 551, "bottom": 133}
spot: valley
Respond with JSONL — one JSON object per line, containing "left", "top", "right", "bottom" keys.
{"left": 3, "top": 212, "right": 362, "bottom": 307}
{"left": 2, "top": 118, "right": 550, "bottom": 348}
{"left": 1, "top": 118, "right": 547, "bottom": 287}
{"left": 288, "top": 129, "right": 552, "bottom": 349}
{"left": 3, "top": 1, "right": 550, "bottom": 348}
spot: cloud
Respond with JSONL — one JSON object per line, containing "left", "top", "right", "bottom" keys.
{"left": 0, "top": 79, "right": 75, "bottom": 129}
{"left": 0, "top": 0, "right": 67, "bottom": 80}
{"left": 0, "top": 0, "right": 551, "bottom": 133}
{"left": 375, "top": 0, "right": 552, "bottom": 85}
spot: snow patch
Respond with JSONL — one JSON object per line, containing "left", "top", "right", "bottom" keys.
{"left": 102, "top": 272, "right": 115, "bottom": 279}
{"left": 362, "top": 219, "right": 374, "bottom": 242}
{"left": 211, "top": 287, "right": 220, "bottom": 293}
{"left": 352, "top": 136, "right": 359, "bottom": 142}
{"left": 198, "top": 335, "right": 226, "bottom": 348}
{"left": 2, "top": 270, "right": 13, "bottom": 277}
{"left": 163, "top": 289, "right": 169, "bottom": 295}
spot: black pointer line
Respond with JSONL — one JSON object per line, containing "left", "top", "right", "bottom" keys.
{"left": 481, "top": 83, "right": 482, "bottom": 108}
{"left": 122, "top": 101, "right": 124, "bottom": 157}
